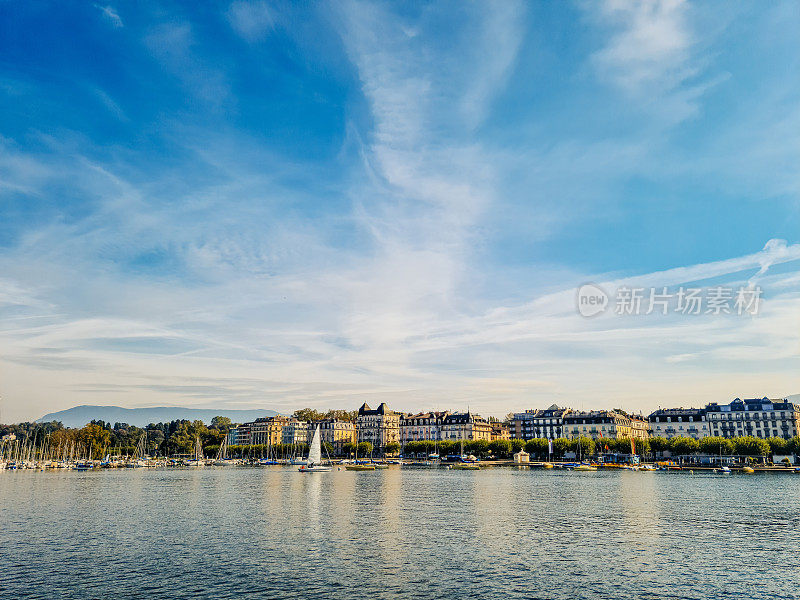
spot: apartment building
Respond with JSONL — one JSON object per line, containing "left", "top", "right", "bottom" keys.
{"left": 705, "top": 398, "right": 800, "bottom": 440}
{"left": 440, "top": 412, "right": 492, "bottom": 442}
{"left": 648, "top": 408, "right": 709, "bottom": 439}
{"left": 356, "top": 403, "right": 400, "bottom": 450}
{"left": 400, "top": 411, "right": 449, "bottom": 444}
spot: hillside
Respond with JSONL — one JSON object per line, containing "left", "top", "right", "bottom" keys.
{"left": 37, "top": 405, "right": 279, "bottom": 428}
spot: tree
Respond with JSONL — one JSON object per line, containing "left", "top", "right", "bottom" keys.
{"left": 468, "top": 439, "right": 490, "bottom": 457}
{"left": 551, "top": 438, "right": 572, "bottom": 458}
{"left": 699, "top": 436, "right": 733, "bottom": 456}
{"left": 357, "top": 441, "right": 373, "bottom": 457}
{"left": 576, "top": 436, "right": 595, "bottom": 458}
{"left": 525, "top": 438, "right": 548, "bottom": 459}
{"left": 649, "top": 436, "right": 670, "bottom": 454}
{"left": 510, "top": 439, "right": 525, "bottom": 453}
{"left": 210, "top": 416, "right": 232, "bottom": 434}
{"left": 384, "top": 442, "right": 400, "bottom": 456}
{"left": 733, "top": 436, "right": 769, "bottom": 457}
{"left": 489, "top": 439, "right": 513, "bottom": 459}
{"left": 293, "top": 408, "right": 326, "bottom": 422}
{"left": 766, "top": 437, "right": 788, "bottom": 456}
{"left": 788, "top": 436, "right": 800, "bottom": 455}
{"left": 669, "top": 436, "right": 699, "bottom": 456}
{"left": 77, "top": 423, "right": 112, "bottom": 459}
{"left": 324, "top": 409, "right": 358, "bottom": 422}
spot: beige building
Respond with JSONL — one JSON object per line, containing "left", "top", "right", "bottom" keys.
{"left": 356, "top": 403, "right": 400, "bottom": 450}
{"left": 282, "top": 420, "right": 310, "bottom": 445}
{"left": 563, "top": 411, "right": 650, "bottom": 440}
{"left": 250, "top": 416, "right": 292, "bottom": 445}
{"left": 314, "top": 419, "right": 356, "bottom": 453}
{"left": 400, "top": 411, "right": 449, "bottom": 444}
{"left": 648, "top": 408, "right": 709, "bottom": 439}
{"left": 441, "top": 412, "right": 492, "bottom": 441}
{"left": 490, "top": 421, "right": 511, "bottom": 441}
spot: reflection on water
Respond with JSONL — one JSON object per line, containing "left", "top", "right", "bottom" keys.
{"left": 2, "top": 467, "right": 799, "bottom": 600}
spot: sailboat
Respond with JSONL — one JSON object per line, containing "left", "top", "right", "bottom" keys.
{"left": 186, "top": 436, "right": 205, "bottom": 467}
{"left": 214, "top": 436, "right": 231, "bottom": 466}
{"left": 298, "top": 425, "right": 331, "bottom": 472}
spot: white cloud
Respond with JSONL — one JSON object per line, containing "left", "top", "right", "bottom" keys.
{"left": 95, "top": 5, "right": 123, "bottom": 28}
{"left": 591, "top": 0, "right": 693, "bottom": 94}
{"left": 227, "top": 1, "right": 276, "bottom": 43}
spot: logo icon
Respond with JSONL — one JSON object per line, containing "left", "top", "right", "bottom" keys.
{"left": 576, "top": 283, "right": 608, "bottom": 317}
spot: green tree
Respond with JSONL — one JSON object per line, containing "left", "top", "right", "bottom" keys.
{"left": 766, "top": 436, "right": 788, "bottom": 456}
{"left": 357, "top": 441, "right": 373, "bottom": 457}
{"left": 510, "top": 439, "right": 525, "bottom": 453}
{"left": 384, "top": 442, "right": 401, "bottom": 456}
{"left": 77, "top": 423, "right": 112, "bottom": 459}
{"left": 788, "top": 436, "right": 800, "bottom": 455}
{"left": 468, "top": 439, "right": 490, "bottom": 457}
{"left": 324, "top": 409, "right": 358, "bottom": 423}
{"left": 210, "top": 416, "right": 232, "bottom": 434}
{"left": 575, "top": 436, "right": 595, "bottom": 458}
{"left": 648, "top": 436, "right": 670, "bottom": 455}
{"left": 489, "top": 439, "right": 513, "bottom": 458}
{"left": 293, "top": 408, "right": 326, "bottom": 422}
{"left": 699, "top": 436, "right": 734, "bottom": 456}
{"left": 524, "top": 438, "right": 548, "bottom": 459}
{"left": 669, "top": 436, "right": 699, "bottom": 456}
{"left": 438, "top": 441, "right": 456, "bottom": 456}
{"left": 733, "top": 436, "right": 769, "bottom": 457}
{"left": 551, "top": 438, "right": 572, "bottom": 458}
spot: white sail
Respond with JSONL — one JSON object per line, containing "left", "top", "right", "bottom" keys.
{"left": 308, "top": 425, "right": 322, "bottom": 466}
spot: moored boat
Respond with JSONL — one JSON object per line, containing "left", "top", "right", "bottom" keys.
{"left": 451, "top": 463, "right": 480, "bottom": 470}
{"left": 345, "top": 464, "right": 375, "bottom": 471}
{"left": 573, "top": 464, "right": 597, "bottom": 472}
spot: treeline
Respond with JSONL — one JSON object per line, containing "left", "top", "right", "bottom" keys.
{"left": 649, "top": 435, "right": 800, "bottom": 457}
{"left": 226, "top": 442, "right": 392, "bottom": 458}
{"left": 403, "top": 435, "right": 800, "bottom": 460}
{"left": 291, "top": 408, "right": 358, "bottom": 423}
{"left": 1, "top": 417, "right": 235, "bottom": 459}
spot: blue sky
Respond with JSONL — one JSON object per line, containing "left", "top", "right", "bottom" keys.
{"left": 0, "top": 1, "right": 798, "bottom": 422}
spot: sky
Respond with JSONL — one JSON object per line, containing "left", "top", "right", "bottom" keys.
{"left": 0, "top": 0, "right": 798, "bottom": 423}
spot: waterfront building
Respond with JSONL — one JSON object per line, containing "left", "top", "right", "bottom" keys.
{"left": 441, "top": 412, "right": 492, "bottom": 441}
{"left": 313, "top": 418, "right": 356, "bottom": 453}
{"left": 705, "top": 398, "right": 800, "bottom": 440}
{"left": 356, "top": 403, "right": 400, "bottom": 450}
{"left": 227, "top": 423, "right": 251, "bottom": 446}
{"left": 510, "top": 405, "right": 572, "bottom": 440}
{"left": 563, "top": 410, "right": 650, "bottom": 440}
{"left": 282, "top": 420, "right": 310, "bottom": 446}
{"left": 490, "top": 420, "right": 511, "bottom": 441}
{"left": 400, "top": 411, "right": 449, "bottom": 444}
{"left": 249, "top": 416, "right": 293, "bottom": 445}
{"left": 648, "top": 408, "right": 709, "bottom": 439}
{"left": 227, "top": 416, "right": 294, "bottom": 446}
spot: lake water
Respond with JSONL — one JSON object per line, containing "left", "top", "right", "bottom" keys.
{"left": 2, "top": 466, "right": 799, "bottom": 599}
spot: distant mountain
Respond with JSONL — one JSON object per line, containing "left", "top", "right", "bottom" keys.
{"left": 37, "top": 405, "right": 279, "bottom": 428}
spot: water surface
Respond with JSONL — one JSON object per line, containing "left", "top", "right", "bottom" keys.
{"left": 2, "top": 467, "right": 798, "bottom": 599}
